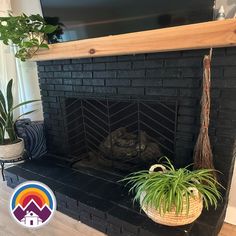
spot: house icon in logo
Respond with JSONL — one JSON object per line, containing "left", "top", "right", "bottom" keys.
{"left": 10, "top": 181, "right": 56, "bottom": 228}
{"left": 12, "top": 198, "right": 52, "bottom": 228}
{"left": 20, "top": 211, "right": 43, "bottom": 227}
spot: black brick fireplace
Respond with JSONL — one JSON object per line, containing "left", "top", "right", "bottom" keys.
{"left": 38, "top": 48, "right": 235, "bottom": 184}
{"left": 5, "top": 48, "right": 236, "bottom": 236}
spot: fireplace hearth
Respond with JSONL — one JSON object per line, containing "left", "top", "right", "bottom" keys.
{"left": 5, "top": 48, "right": 236, "bottom": 235}
{"left": 5, "top": 156, "right": 227, "bottom": 236}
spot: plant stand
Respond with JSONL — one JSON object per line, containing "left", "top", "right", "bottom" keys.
{"left": 0, "top": 151, "right": 31, "bottom": 181}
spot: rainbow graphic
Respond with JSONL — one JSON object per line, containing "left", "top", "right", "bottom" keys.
{"left": 10, "top": 181, "right": 56, "bottom": 228}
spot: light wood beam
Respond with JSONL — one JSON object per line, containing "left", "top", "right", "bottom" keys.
{"left": 32, "top": 19, "right": 236, "bottom": 61}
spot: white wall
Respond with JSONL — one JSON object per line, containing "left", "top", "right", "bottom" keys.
{"left": 10, "top": 0, "right": 43, "bottom": 121}
{"left": 216, "top": 0, "right": 236, "bottom": 18}
{"left": 215, "top": 0, "right": 236, "bottom": 226}
{"left": 225, "top": 157, "right": 236, "bottom": 225}
{"left": 11, "top": 0, "right": 42, "bottom": 15}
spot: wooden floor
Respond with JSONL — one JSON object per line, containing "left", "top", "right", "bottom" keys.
{"left": 0, "top": 180, "right": 235, "bottom": 236}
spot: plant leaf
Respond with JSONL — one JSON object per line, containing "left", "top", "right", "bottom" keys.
{"left": 6, "top": 79, "right": 13, "bottom": 112}
{"left": 11, "top": 99, "right": 40, "bottom": 111}
{"left": 0, "top": 123, "right": 4, "bottom": 144}
{"left": 0, "top": 89, "right": 7, "bottom": 113}
{"left": 43, "top": 25, "right": 58, "bottom": 34}
{"left": 15, "top": 109, "right": 38, "bottom": 120}
{"left": 0, "top": 101, "right": 7, "bottom": 121}
{"left": 5, "top": 112, "right": 17, "bottom": 142}
{"left": 39, "top": 43, "right": 49, "bottom": 49}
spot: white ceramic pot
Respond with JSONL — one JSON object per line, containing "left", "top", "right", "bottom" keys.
{"left": 0, "top": 138, "right": 24, "bottom": 161}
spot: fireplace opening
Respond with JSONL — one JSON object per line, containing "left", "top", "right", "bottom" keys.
{"left": 64, "top": 98, "right": 178, "bottom": 175}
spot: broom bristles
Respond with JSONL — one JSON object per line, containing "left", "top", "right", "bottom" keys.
{"left": 193, "top": 55, "right": 217, "bottom": 180}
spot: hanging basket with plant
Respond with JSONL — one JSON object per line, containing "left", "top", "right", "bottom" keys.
{"left": 0, "top": 13, "right": 57, "bottom": 61}
{"left": 0, "top": 79, "right": 39, "bottom": 160}
{"left": 121, "top": 157, "right": 223, "bottom": 226}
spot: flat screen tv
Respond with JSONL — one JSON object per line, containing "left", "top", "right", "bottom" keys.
{"left": 40, "top": 0, "right": 214, "bottom": 43}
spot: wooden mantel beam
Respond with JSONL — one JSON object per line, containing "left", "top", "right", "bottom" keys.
{"left": 32, "top": 19, "right": 236, "bottom": 61}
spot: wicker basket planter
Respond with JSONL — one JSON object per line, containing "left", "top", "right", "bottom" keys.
{"left": 121, "top": 158, "right": 222, "bottom": 227}
{"left": 141, "top": 164, "right": 203, "bottom": 226}
{"left": 141, "top": 190, "right": 203, "bottom": 226}
{"left": 0, "top": 138, "right": 24, "bottom": 161}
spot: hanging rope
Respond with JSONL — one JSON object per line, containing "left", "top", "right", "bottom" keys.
{"left": 193, "top": 50, "right": 217, "bottom": 180}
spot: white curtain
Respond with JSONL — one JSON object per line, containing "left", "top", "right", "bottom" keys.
{"left": 0, "top": 0, "right": 43, "bottom": 120}
{"left": 0, "top": 0, "right": 18, "bottom": 103}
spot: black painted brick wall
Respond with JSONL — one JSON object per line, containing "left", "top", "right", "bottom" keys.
{"left": 37, "top": 48, "right": 236, "bottom": 193}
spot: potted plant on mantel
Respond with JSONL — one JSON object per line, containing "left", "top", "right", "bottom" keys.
{"left": 0, "top": 13, "right": 57, "bottom": 61}
{"left": 122, "top": 157, "right": 223, "bottom": 226}
{"left": 0, "top": 79, "right": 39, "bottom": 160}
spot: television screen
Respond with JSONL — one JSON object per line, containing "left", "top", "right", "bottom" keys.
{"left": 40, "top": 0, "right": 214, "bottom": 43}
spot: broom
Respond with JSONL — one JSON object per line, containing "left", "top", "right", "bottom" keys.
{"left": 193, "top": 53, "right": 217, "bottom": 179}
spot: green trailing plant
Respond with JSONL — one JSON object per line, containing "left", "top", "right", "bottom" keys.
{"left": 0, "top": 13, "right": 57, "bottom": 61}
{"left": 121, "top": 157, "right": 223, "bottom": 215}
{"left": 0, "top": 79, "right": 39, "bottom": 145}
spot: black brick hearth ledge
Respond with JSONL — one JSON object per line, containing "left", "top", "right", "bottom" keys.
{"left": 5, "top": 154, "right": 226, "bottom": 236}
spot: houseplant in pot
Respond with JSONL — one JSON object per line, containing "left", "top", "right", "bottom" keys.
{"left": 121, "top": 157, "right": 223, "bottom": 226}
{"left": 0, "top": 13, "right": 57, "bottom": 61}
{"left": 0, "top": 79, "right": 39, "bottom": 160}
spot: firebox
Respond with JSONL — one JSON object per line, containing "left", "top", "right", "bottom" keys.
{"left": 64, "top": 97, "right": 177, "bottom": 175}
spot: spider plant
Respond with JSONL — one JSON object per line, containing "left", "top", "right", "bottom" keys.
{"left": 0, "top": 79, "right": 39, "bottom": 145}
{"left": 121, "top": 157, "right": 223, "bottom": 215}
